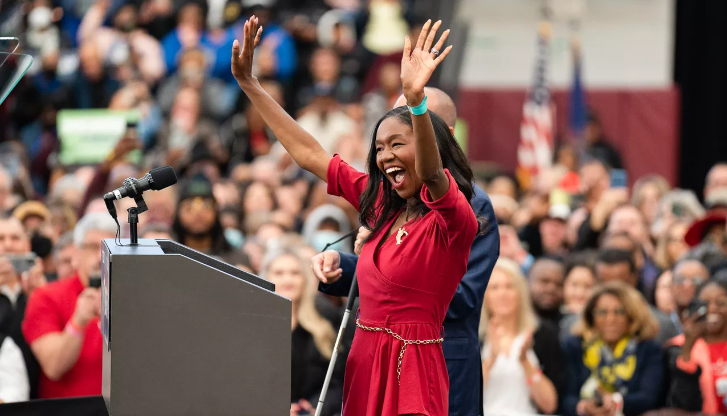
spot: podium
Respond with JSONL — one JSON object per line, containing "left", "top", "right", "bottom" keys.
{"left": 101, "top": 239, "right": 290, "bottom": 416}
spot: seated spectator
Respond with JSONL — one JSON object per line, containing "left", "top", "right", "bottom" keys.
{"left": 669, "top": 259, "right": 710, "bottom": 335}
{"left": 172, "top": 173, "right": 250, "bottom": 268}
{"left": 261, "top": 249, "right": 339, "bottom": 416}
{"left": 563, "top": 253, "right": 596, "bottom": 315}
{"left": 563, "top": 282, "right": 664, "bottom": 416}
{"left": 528, "top": 257, "right": 565, "bottom": 328}
{"left": 655, "top": 221, "right": 690, "bottom": 271}
{"left": 663, "top": 276, "right": 727, "bottom": 414}
{"left": 480, "top": 258, "right": 559, "bottom": 415}
{"left": 22, "top": 212, "right": 116, "bottom": 398}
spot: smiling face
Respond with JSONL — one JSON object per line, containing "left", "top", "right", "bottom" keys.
{"left": 375, "top": 117, "right": 423, "bottom": 200}
{"left": 700, "top": 283, "right": 727, "bottom": 337}
{"left": 593, "top": 294, "right": 630, "bottom": 345}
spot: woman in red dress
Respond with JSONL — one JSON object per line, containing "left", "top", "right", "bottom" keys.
{"left": 232, "top": 16, "right": 480, "bottom": 416}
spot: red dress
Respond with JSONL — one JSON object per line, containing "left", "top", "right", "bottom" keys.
{"left": 327, "top": 155, "right": 478, "bottom": 416}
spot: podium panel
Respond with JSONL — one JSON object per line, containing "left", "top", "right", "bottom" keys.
{"left": 102, "top": 239, "right": 290, "bottom": 416}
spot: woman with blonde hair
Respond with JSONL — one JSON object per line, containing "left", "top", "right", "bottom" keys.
{"left": 262, "top": 249, "right": 339, "bottom": 415}
{"left": 480, "top": 258, "right": 559, "bottom": 415}
{"left": 562, "top": 282, "right": 664, "bottom": 416}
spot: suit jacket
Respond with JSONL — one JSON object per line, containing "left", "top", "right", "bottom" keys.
{"left": 319, "top": 184, "right": 499, "bottom": 416}
{"left": 561, "top": 335, "right": 664, "bottom": 416}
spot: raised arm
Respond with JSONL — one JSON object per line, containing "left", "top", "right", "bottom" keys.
{"left": 231, "top": 16, "right": 330, "bottom": 181}
{"left": 400, "top": 20, "right": 453, "bottom": 201}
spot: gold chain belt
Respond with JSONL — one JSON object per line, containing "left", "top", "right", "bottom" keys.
{"left": 355, "top": 318, "right": 444, "bottom": 384}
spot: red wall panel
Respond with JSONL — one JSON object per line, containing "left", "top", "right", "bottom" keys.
{"left": 458, "top": 88, "right": 680, "bottom": 186}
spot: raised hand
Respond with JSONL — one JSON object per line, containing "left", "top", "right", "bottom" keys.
{"left": 400, "top": 19, "right": 452, "bottom": 104}
{"left": 231, "top": 15, "right": 263, "bottom": 88}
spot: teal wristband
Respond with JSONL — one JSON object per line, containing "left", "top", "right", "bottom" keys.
{"left": 407, "top": 95, "right": 428, "bottom": 116}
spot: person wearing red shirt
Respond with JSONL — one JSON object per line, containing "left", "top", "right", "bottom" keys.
{"left": 22, "top": 212, "right": 116, "bottom": 398}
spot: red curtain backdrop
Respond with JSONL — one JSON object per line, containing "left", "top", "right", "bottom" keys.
{"left": 458, "top": 88, "right": 681, "bottom": 186}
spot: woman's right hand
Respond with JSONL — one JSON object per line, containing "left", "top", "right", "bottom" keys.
{"left": 231, "top": 15, "right": 263, "bottom": 89}
{"left": 682, "top": 309, "right": 707, "bottom": 361}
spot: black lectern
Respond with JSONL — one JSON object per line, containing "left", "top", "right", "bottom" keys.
{"left": 101, "top": 239, "right": 290, "bottom": 416}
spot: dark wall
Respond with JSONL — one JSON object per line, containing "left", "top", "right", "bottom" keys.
{"left": 675, "top": 0, "right": 727, "bottom": 197}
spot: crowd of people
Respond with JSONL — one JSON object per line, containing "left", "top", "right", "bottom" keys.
{"left": 0, "top": 0, "right": 726, "bottom": 416}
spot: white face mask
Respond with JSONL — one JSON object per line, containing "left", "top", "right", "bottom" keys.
{"left": 28, "top": 7, "right": 53, "bottom": 29}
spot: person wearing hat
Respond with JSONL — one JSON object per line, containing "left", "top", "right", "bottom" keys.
{"left": 172, "top": 173, "right": 250, "bottom": 269}
{"left": 13, "top": 201, "right": 51, "bottom": 235}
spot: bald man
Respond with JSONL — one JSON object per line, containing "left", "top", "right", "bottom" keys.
{"left": 312, "top": 87, "right": 500, "bottom": 416}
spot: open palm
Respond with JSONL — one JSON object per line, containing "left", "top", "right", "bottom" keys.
{"left": 231, "top": 15, "right": 263, "bottom": 87}
{"left": 401, "top": 19, "right": 452, "bottom": 99}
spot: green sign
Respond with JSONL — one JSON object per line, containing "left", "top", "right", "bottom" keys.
{"left": 57, "top": 109, "right": 141, "bottom": 165}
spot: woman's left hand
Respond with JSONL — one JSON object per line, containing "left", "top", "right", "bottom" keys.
{"left": 400, "top": 19, "right": 452, "bottom": 105}
{"left": 518, "top": 331, "right": 534, "bottom": 364}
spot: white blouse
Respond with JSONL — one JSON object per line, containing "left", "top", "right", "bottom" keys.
{"left": 482, "top": 332, "right": 540, "bottom": 416}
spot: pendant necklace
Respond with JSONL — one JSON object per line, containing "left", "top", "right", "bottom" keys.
{"left": 396, "top": 206, "right": 413, "bottom": 245}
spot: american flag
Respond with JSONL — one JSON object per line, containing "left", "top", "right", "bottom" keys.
{"left": 517, "top": 26, "right": 554, "bottom": 191}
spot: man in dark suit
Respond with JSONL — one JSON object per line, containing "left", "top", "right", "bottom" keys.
{"left": 311, "top": 88, "right": 500, "bottom": 416}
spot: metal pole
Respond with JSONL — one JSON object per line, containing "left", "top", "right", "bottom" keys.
{"left": 315, "top": 274, "right": 358, "bottom": 416}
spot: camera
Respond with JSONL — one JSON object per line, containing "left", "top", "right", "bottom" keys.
{"left": 4, "top": 253, "right": 38, "bottom": 274}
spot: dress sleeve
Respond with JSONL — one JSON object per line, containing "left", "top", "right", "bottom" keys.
{"left": 326, "top": 154, "right": 369, "bottom": 212}
{"left": 420, "top": 169, "right": 478, "bottom": 246}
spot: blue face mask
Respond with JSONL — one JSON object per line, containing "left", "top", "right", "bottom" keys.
{"left": 224, "top": 228, "right": 245, "bottom": 248}
{"left": 309, "top": 230, "right": 346, "bottom": 253}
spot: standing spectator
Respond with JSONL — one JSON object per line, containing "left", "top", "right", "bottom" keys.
{"left": 172, "top": 173, "right": 250, "bottom": 268}
{"left": 574, "top": 160, "right": 624, "bottom": 250}
{"left": 262, "top": 249, "right": 339, "bottom": 416}
{"left": 663, "top": 276, "right": 727, "bottom": 414}
{"left": 655, "top": 221, "right": 691, "bottom": 271}
{"left": 593, "top": 249, "right": 679, "bottom": 345}
{"left": 563, "top": 282, "right": 664, "bottom": 416}
{"left": 704, "top": 163, "right": 727, "bottom": 201}
{"left": 562, "top": 253, "right": 596, "bottom": 315}
{"left": 70, "top": 42, "right": 121, "bottom": 109}
{"left": 0, "top": 257, "right": 29, "bottom": 403}
{"left": 22, "top": 212, "right": 116, "bottom": 398}
{"left": 669, "top": 259, "right": 709, "bottom": 335}
{"left": 528, "top": 257, "right": 565, "bottom": 328}
{"left": 584, "top": 111, "right": 624, "bottom": 169}
{"left": 651, "top": 190, "right": 704, "bottom": 241}
{"left": 631, "top": 175, "right": 671, "bottom": 227}
{"left": 601, "top": 231, "right": 660, "bottom": 304}
{"left": 655, "top": 271, "right": 676, "bottom": 316}
{"left": 51, "top": 232, "right": 76, "bottom": 281}
{"left": 296, "top": 85, "right": 357, "bottom": 155}
{"left": 161, "top": 0, "right": 207, "bottom": 75}
{"left": 480, "top": 258, "right": 559, "bottom": 415}
{"left": 77, "top": 0, "right": 166, "bottom": 84}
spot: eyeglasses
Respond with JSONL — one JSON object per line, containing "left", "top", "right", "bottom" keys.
{"left": 673, "top": 275, "right": 706, "bottom": 287}
{"left": 594, "top": 308, "right": 627, "bottom": 317}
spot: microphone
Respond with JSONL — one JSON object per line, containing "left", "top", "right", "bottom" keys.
{"left": 103, "top": 166, "right": 178, "bottom": 202}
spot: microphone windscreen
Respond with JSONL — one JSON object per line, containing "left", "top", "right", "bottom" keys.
{"left": 149, "top": 166, "right": 178, "bottom": 190}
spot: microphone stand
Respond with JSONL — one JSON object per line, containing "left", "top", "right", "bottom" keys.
{"left": 315, "top": 274, "right": 358, "bottom": 416}
{"left": 315, "top": 227, "right": 361, "bottom": 416}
